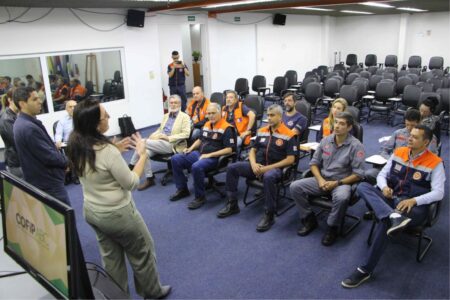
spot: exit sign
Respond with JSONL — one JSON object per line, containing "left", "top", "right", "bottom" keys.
{"left": 188, "top": 16, "right": 195, "bottom": 21}
{"left": 234, "top": 16, "right": 241, "bottom": 22}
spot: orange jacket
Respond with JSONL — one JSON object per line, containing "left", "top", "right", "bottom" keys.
{"left": 322, "top": 117, "right": 332, "bottom": 137}
{"left": 222, "top": 102, "right": 251, "bottom": 145}
{"left": 186, "top": 98, "right": 210, "bottom": 125}
{"left": 70, "top": 85, "right": 86, "bottom": 100}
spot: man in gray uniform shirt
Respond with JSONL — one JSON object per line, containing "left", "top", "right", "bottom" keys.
{"left": 290, "top": 112, "right": 365, "bottom": 246}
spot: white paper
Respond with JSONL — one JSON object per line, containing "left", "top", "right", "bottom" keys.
{"left": 300, "top": 142, "right": 319, "bottom": 151}
{"left": 378, "top": 136, "right": 391, "bottom": 143}
{"left": 365, "top": 154, "right": 387, "bottom": 165}
{"left": 308, "top": 124, "right": 321, "bottom": 131}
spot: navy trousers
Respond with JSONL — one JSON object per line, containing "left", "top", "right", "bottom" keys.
{"left": 169, "top": 85, "right": 188, "bottom": 112}
{"left": 171, "top": 151, "right": 218, "bottom": 198}
{"left": 357, "top": 182, "right": 429, "bottom": 273}
{"left": 226, "top": 161, "right": 281, "bottom": 212}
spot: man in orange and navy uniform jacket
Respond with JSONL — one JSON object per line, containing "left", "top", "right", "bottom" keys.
{"left": 217, "top": 104, "right": 297, "bottom": 232}
{"left": 222, "top": 90, "right": 255, "bottom": 148}
{"left": 170, "top": 102, "right": 236, "bottom": 210}
{"left": 186, "top": 86, "right": 210, "bottom": 141}
{"left": 342, "top": 124, "right": 445, "bottom": 289}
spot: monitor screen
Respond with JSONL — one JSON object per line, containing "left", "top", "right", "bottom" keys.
{"left": 1, "top": 171, "right": 75, "bottom": 299}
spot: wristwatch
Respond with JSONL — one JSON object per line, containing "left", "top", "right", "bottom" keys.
{"left": 337, "top": 180, "right": 343, "bottom": 186}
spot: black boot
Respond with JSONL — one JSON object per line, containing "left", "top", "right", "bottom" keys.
{"left": 217, "top": 198, "right": 240, "bottom": 218}
{"left": 256, "top": 211, "right": 275, "bottom": 232}
{"left": 297, "top": 212, "right": 318, "bottom": 236}
{"left": 322, "top": 225, "right": 339, "bottom": 246}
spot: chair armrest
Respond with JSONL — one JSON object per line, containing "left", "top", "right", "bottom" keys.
{"left": 302, "top": 169, "right": 313, "bottom": 179}
{"left": 217, "top": 153, "right": 237, "bottom": 169}
{"left": 427, "top": 201, "right": 441, "bottom": 227}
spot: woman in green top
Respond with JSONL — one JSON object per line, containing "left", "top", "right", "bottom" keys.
{"left": 67, "top": 99, "right": 171, "bottom": 299}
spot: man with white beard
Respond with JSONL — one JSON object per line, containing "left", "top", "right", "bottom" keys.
{"left": 129, "top": 94, "right": 191, "bottom": 190}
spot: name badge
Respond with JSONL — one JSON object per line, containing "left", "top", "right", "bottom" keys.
{"left": 260, "top": 138, "right": 266, "bottom": 143}
{"left": 394, "top": 163, "right": 402, "bottom": 171}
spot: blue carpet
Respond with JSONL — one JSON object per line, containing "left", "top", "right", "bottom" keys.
{"left": 66, "top": 114, "right": 449, "bottom": 299}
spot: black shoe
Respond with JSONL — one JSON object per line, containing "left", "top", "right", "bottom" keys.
{"left": 137, "top": 176, "right": 155, "bottom": 191}
{"left": 363, "top": 210, "right": 374, "bottom": 221}
{"left": 341, "top": 268, "right": 371, "bottom": 288}
{"left": 128, "top": 164, "right": 134, "bottom": 171}
{"left": 188, "top": 196, "right": 206, "bottom": 210}
{"left": 256, "top": 211, "right": 275, "bottom": 232}
{"left": 297, "top": 213, "right": 318, "bottom": 236}
{"left": 217, "top": 201, "right": 240, "bottom": 218}
{"left": 387, "top": 215, "right": 411, "bottom": 236}
{"left": 169, "top": 189, "right": 190, "bottom": 201}
{"left": 72, "top": 177, "right": 80, "bottom": 185}
{"left": 322, "top": 226, "right": 339, "bottom": 246}
{"left": 157, "top": 285, "right": 172, "bottom": 299}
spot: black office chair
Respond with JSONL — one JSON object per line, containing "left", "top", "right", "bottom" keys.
{"left": 295, "top": 100, "right": 311, "bottom": 144}
{"left": 427, "top": 78, "right": 443, "bottom": 92}
{"left": 416, "top": 82, "right": 434, "bottom": 93}
{"left": 345, "top": 73, "right": 360, "bottom": 85}
{"left": 352, "top": 77, "right": 369, "bottom": 101}
{"left": 244, "top": 94, "right": 264, "bottom": 127}
{"left": 285, "top": 70, "right": 301, "bottom": 91}
{"left": 85, "top": 81, "right": 94, "bottom": 98}
{"left": 429, "top": 56, "right": 444, "bottom": 70}
{"left": 368, "top": 75, "right": 383, "bottom": 91}
{"left": 437, "top": 88, "right": 449, "bottom": 135}
{"left": 300, "top": 76, "right": 319, "bottom": 94}
{"left": 367, "top": 80, "right": 396, "bottom": 124}
{"left": 264, "top": 76, "right": 288, "bottom": 106}
{"left": 384, "top": 55, "right": 398, "bottom": 68}
{"left": 346, "top": 106, "right": 361, "bottom": 125}
{"left": 340, "top": 84, "right": 359, "bottom": 108}
{"left": 368, "top": 200, "right": 442, "bottom": 262}
{"left": 302, "top": 82, "right": 323, "bottom": 121}
{"left": 251, "top": 75, "right": 268, "bottom": 96}
{"left": 365, "top": 54, "right": 377, "bottom": 68}
{"left": 396, "top": 76, "right": 413, "bottom": 96}
{"left": 323, "top": 77, "right": 341, "bottom": 103}
{"left": 419, "top": 71, "right": 434, "bottom": 83}
{"left": 359, "top": 70, "right": 371, "bottom": 80}
{"left": 234, "top": 78, "right": 249, "bottom": 99}
{"left": 407, "top": 55, "right": 422, "bottom": 75}
{"left": 210, "top": 92, "right": 225, "bottom": 107}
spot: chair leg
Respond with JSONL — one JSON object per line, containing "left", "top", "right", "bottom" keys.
{"left": 207, "top": 176, "right": 226, "bottom": 197}
{"left": 243, "top": 185, "right": 261, "bottom": 207}
{"left": 341, "top": 213, "right": 361, "bottom": 237}
{"left": 416, "top": 231, "right": 433, "bottom": 262}
{"left": 275, "top": 186, "right": 295, "bottom": 216}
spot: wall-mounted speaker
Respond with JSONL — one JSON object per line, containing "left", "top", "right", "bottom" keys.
{"left": 273, "top": 13, "right": 286, "bottom": 26}
{"left": 127, "top": 10, "right": 145, "bottom": 28}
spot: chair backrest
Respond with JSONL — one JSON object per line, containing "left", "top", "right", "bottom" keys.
{"left": 52, "top": 120, "right": 59, "bottom": 137}
{"left": 339, "top": 85, "right": 359, "bottom": 106}
{"left": 367, "top": 66, "right": 378, "bottom": 75}
{"left": 234, "top": 78, "right": 249, "bottom": 97}
{"left": 375, "top": 80, "right": 396, "bottom": 100}
{"left": 408, "top": 68, "right": 421, "bottom": 75}
{"left": 346, "top": 105, "right": 360, "bottom": 122}
{"left": 442, "top": 76, "right": 450, "bottom": 88}
{"left": 396, "top": 76, "right": 413, "bottom": 95}
{"left": 385, "top": 55, "right": 398, "bottom": 67}
{"left": 419, "top": 92, "right": 441, "bottom": 115}
{"left": 352, "top": 122, "right": 363, "bottom": 143}
{"left": 304, "top": 82, "right": 323, "bottom": 105}
{"left": 113, "top": 70, "right": 122, "bottom": 83}
{"left": 116, "top": 83, "right": 124, "bottom": 99}
{"left": 402, "top": 85, "right": 422, "bottom": 108}
{"left": 210, "top": 92, "right": 225, "bottom": 107}
{"left": 273, "top": 76, "right": 288, "bottom": 95}
{"left": 429, "top": 56, "right": 444, "bottom": 70}
{"left": 103, "top": 81, "right": 112, "bottom": 96}
{"left": 333, "top": 63, "right": 346, "bottom": 72}
{"left": 346, "top": 54, "right": 358, "bottom": 66}
{"left": 384, "top": 66, "right": 398, "bottom": 78}
{"left": 352, "top": 78, "right": 369, "bottom": 100}
{"left": 284, "top": 70, "right": 298, "bottom": 87}
{"left": 427, "top": 78, "right": 443, "bottom": 92}
{"left": 365, "top": 54, "right": 377, "bottom": 67}
{"left": 416, "top": 81, "right": 434, "bottom": 93}
{"left": 317, "top": 65, "right": 329, "bottom": 77}
{"left": 251, "top": 75, "right": 266, "bottom": 93}
{"left": 295, "top": 99, "right": 312, "bottom": 127}
{"left": 301, "top": 76, "right": 318, "bottom": 93}
{"left": 382, "top": 72, "right": 395, "bottom": 81}
{"left": 348, "top": 65, "right": 361, "bottom": 74}
{"left": 85, "top": 81, "right": 94, "bottom": 97}
{"left": 406, "top": 73, "right": 419, "bottom": 84}
{"left": 408, "top": 55, "right": 422, "bottom": 69}
{"left": 436, "top": 88, "right": 449, "bottom": 113}
{"left": 359, "top": 70, "right": 371, "bottom": 79}
{"left": 419, "top": 71, "right": 433, "bottom": 83}
{"left": 324, "top": 77, "right": 340, "bottom": 97}
{"left": 243, "top": 94, "right": 264, "bottom": 121}
{"left": 369, "top": 74, "right": 383, "bottom": 90}
{"left": 345, "top": 73, "right": 360, "bottom": 85}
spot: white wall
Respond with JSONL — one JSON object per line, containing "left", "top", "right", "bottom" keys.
{"left": 256, "top": 14, "right": 325, "bottom": 84}
{"left": 404, "top": 12, "right": 450, "bottom": 68}
{"left": 0, "top": 7, "right": 163, "bottom": 140}
{"left": 331, "top": 14, "right": 401, "bottom": 66}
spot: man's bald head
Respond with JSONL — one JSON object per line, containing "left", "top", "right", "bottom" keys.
{"left": 192, "top": 86, "right": 204, "bottom": 102}
{"left": 66, "top": 100, "right": 77, "bottom": 117}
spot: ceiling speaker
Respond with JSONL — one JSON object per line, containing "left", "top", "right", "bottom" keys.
{"left": 273, "top": 14, "right": 286, "bottom": 26}
{"left": 127, "top": 10, "right": 145, "bottom": 28}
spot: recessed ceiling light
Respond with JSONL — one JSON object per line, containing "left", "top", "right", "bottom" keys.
{"left": 396, "top": 7, "right": 428, "bottom": 12}
{"left": 293, "top": 7, "right": 334, "bottom": 12}
{"left": 341, "top": 10, "right": 374, "bottom": 14}
{"left": 360, "top": 2, "right": 394, "bottom": 8}
{"left": 203, "top": 0, "right": 279, "bottom": 9}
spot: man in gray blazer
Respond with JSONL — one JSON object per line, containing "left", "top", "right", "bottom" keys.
{"left": 129, "top": 94, "right": 191, "bottom": 190}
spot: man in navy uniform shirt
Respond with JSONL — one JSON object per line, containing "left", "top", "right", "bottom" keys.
{"left": 13, "top": 87, "right": 70, "bottom": 205}
{"left": 168, "top": 50, "right": 189, "bottom": 111}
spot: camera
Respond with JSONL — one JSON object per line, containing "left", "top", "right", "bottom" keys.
{"left": 175, "top": 60, "right": 182, "bottom": 65}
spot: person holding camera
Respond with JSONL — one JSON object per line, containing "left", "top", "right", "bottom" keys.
{"left": 168, "top": 50, "right": 189, "bottom": 111}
